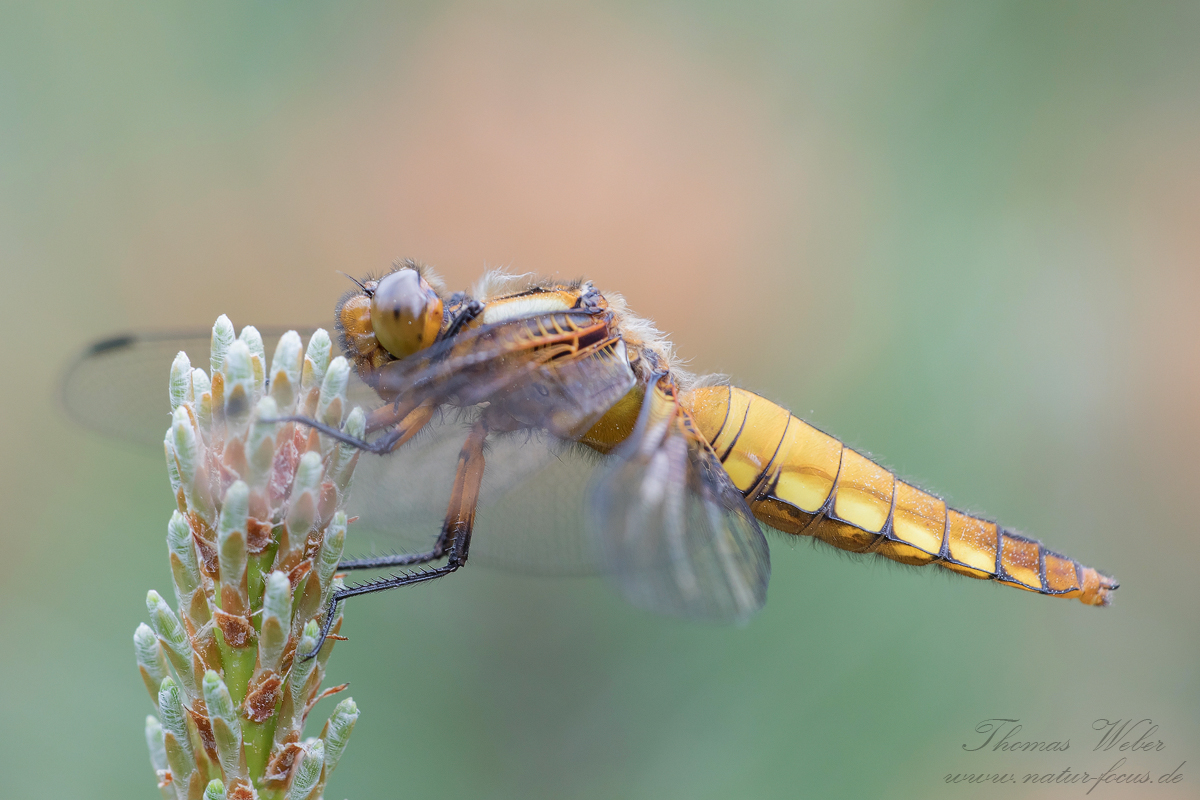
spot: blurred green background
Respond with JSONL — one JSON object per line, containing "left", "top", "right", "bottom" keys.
{"left": 2, "top": 2, "right": 1197, "bottom": 798}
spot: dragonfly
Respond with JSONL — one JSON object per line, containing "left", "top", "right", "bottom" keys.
{"left": 64, "top": 261, "right": 1118, "bottom": 654}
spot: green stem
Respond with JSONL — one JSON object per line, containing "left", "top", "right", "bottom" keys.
{"left": 213, "top": 627, "right": 257, "bottom": 706}
{"left": 243, "top": 717, "right": 277, "bottom": 784}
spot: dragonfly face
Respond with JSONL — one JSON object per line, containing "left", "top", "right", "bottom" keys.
{"left": 63, "top": 259, "right": 1118, "bottom": 656}
{"left": 336, "top": 267, "right": 445, "bottom": 383}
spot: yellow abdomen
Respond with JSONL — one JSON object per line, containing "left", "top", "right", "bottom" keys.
{"left": 680, "top": 385, "right": 1117, "bottom": 606}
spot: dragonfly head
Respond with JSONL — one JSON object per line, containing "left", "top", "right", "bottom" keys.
{"left": 336, "top": 264, "right": 445, "bottom": 382}
{"left": 369, "top": 267, "right": 444, "bottom": 359}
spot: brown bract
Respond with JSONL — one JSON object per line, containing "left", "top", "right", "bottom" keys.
{"left": 264, "top": 738, "right": 302, "bottom": 785}
{"left": 245, "top": 516, "right": 273, "bottom": 553}
{"left": 212, "top": 608, "right": 254, "bottom": 648}
{"left": 188, "top": 514, "right": 219, "bottom": 577}
{"left": 185, "top": 700, "right": 219, "bottom": 763}
{"left": 306, "top": 683, "right": 350, "bottom": 716}
{"left": 226, "top": 780, "right": 255, "bottom": 800}
{"left": 243, "top": 671, "right": 283, "bottom": 723}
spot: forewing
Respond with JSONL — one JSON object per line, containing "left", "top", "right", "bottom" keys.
{"left": 370, "top": 310, "right": 612, "bottom": 410}
{"left": 491, "top": 339, "right": 637, "bottom": 438}
{"left": 62, "top": 331, "right": 215, "bottom": 448}
{"left": 588, "top": 403, "right": 771, "bottom": 622}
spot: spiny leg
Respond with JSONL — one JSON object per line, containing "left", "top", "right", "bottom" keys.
{"left": 337, "top": 499, "right": 457, "bottom": 570}
{"left": 336, "top": 540, "right": 450, "bottom": 571}
{"left": 300, "top": 419, "right": 488, "bottom": 659}
{"left": 263, "top": 400, "right": 436, "bottom": 455}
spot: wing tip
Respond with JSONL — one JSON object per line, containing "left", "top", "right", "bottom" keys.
{"left": 85, "top": 334, "right": 138, "bottom": 356}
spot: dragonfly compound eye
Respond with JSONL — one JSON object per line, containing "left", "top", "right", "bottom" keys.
{"left": 370, "top": 268, "right": 444, "bottom": 359}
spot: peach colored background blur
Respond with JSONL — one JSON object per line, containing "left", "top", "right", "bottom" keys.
{"left": 1, "top": 2, "right": 1197, "bottom": 798}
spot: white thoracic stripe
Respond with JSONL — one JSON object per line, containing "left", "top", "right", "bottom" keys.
{"left": 481, "top": 295, "right": 573, "bottom": 324}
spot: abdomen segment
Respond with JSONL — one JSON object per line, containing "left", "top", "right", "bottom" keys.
{"left": 681, "top": 385, "right": 1117, "bottom": 606}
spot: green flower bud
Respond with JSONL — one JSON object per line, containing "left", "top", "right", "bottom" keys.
{"left": 210, "top": 315, "right": 236, "bottom": 376}
{"left": 170, "top": 351, "right": 192, "bottom": 411}
{"left": 316, "top": 579, "right": 345, "bottom": 669}
{"left": 285, "top": 451, "right": 323, "bottom": 538}
{"left": 157, "top": 676, "right": 195, "bottom": 783}
{"left": 301, "top": 329, "right": 332, "bottom": 394}
{"left": 134, "top": 623, "right": 169, "bottom": 703}
{"left": 287, "top": 738, "right": 325, "bottom": 800}
{"left": 223, "top": 340, "right": 252, "bottom": 384}
{"left": 291, "top": 448, "right": 323, "bottom": 496}
{"left": 239, "top": 325, "right": 266, "bottom": 393}
{"left": 290, "top": 620, "right": 320, "bottom": 701}
{"left": 203, "top": 779, "right": 227, "bottom": 800}
{"left": 171, "top": 406, "right": 199, "bottom": 492}
{"left": 166, "top": 511, "right": 201, "bottom": 598}
{"left": 246, "top": 397, "right": 279, "bottom": 489}
{"left": 317, "top": 356, "right": 349, "bottom": 426}
{"left": 269, "top": 331, "right": 303, "bottom": 412}
{"left": 145, "top": 714, "right": 168, "bottom": 773}
{"left": 332, "top": 406, "right": 366, "bottom": 493}
{"left": 196, "top": 402, "right": 214, "bottom": 439}
{"left": 172, "top": 406, "right": 214, "bottom": 523}
{"left": 191, "top": 367, "right": 212, "bottom": 400}
{"left": 320, "top": 698, "right": 359, "bottom": 778}
{"left": 164, "top": 430, "right": 181, "bottom": 497}
{"left": 202, "top": 670, "right": 243, "bottom": 780}
{"left": 216, "top": 481, "right": 249, "bottom": 602}
{"left": 316, "top": 513, "right": 346, "bottom": 601}
{"left": 222, "top": 340, "right": 255, "bottom": 430}
{"left": 146, "top": 590, "right": 197, "bottom": 696}
{"left": 258, "top": 571, "right": 291, "bottom": 674}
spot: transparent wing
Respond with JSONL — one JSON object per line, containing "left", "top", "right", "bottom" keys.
{"left": 62, "top": 321, "right": 633, "bottom": 576}
{"left": 61, "top": 327, "right": 380, "bottom": 449}
{"left": 345, "top": 413, "right": 607, "bottom": 575}
{"left": 345, "top": 329, "right": 637, "bottom": 575}
{"left": 472, "top": 440, "right": 606, "bottom": 575}
{"left": 588, "top": 386, "right": 771, "bottom": 622}
{"left": 63, "top": 331, "right": 215, "bottom": 448}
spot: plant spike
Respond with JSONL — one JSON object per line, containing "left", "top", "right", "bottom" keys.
{"left": 136, "top": 319, "right": 365, "bottom": 799}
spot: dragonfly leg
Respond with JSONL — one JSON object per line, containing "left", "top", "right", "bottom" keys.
{"left": 336, "top": 541, "right": 449, "bottom": 571}
{"left": 261, "top": 414, "right": 392, "bottom": 453}
{"left": 264, "top": 401, "right": 436, "bottom": 455}
{"left": 337, "top": 482, "right": 461, "bottom": 569}
{"left": 299, "top": 419, "right": 487, "bottom": 659}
